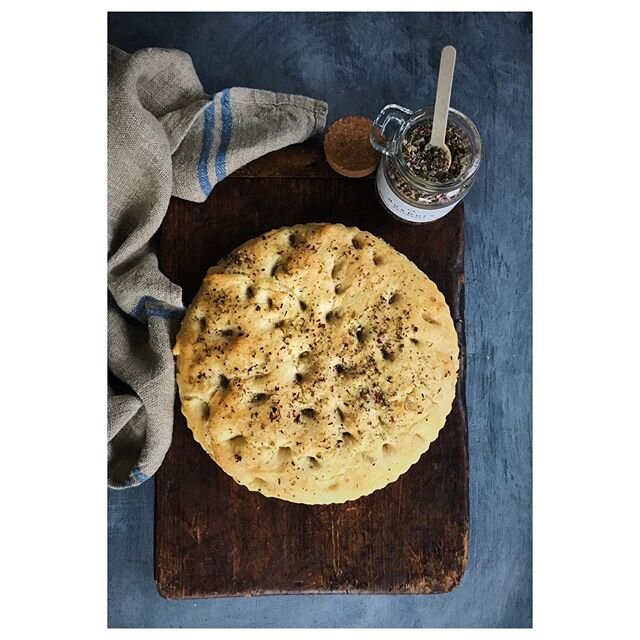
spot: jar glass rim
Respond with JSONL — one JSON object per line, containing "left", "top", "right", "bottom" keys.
{"left": 393, "top": 107, "right": 482, "bottom": 191}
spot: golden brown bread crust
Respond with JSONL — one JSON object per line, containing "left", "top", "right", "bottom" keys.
{"left": 173, "top": 223, "right": 458, "bottom": 504}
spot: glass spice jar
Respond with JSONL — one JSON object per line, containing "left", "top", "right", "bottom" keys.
{"left": 370, "top": 104, "right": 482, "bottom": 223}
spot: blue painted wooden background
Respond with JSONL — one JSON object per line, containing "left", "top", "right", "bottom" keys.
{"left": 107, "top": 12, "right": 532, "bottom": 628}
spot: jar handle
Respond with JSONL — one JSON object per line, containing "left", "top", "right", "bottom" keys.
{"left": 370, "top": 104, "right": 413, "bottom": 156}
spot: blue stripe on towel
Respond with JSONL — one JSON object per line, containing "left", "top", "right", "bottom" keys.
{"left": 147, "top": 307, "right": 185, "bottom": 320}
{"left": 129, "top": 295, "right": 185, "bottom": 322}
{"left": 132, "top": 466, "right": 148, "bottom": 483}
{"left": 197, "top": 100, "right": 215, "bottom": 196}
{"left": 215, "top": 88, "right": 233, "bottom": 181}
{"left": 122, "top": 466, "right": 149, "bottom": 488}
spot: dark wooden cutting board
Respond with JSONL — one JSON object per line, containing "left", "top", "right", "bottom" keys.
{"left": 155, "top": 144, "right": 468, "bottom": 598}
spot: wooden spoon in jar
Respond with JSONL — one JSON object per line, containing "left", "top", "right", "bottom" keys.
{"left": 428, "top": 45, "right": 457, "bottom": 171}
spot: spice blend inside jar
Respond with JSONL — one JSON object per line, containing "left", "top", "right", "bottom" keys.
{"left": 385, "top": 119, "right": 473, "bottom": 208}
{"left": 403, "top": 121, "right": 472, "bottom": 183}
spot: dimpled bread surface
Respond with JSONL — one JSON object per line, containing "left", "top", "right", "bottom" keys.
{"left": 173, "top": 223, "right": 459, "bottom": 504}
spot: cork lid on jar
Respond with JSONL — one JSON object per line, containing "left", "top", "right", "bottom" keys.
{"left": 323, "top": 116, "right": 380, "bottom": 178}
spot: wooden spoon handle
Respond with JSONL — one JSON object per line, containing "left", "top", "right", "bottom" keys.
{"left": 430, "top": 45, "right": 457, "bottom": 148}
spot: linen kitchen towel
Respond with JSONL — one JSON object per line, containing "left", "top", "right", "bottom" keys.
{"left": 108, "top": 45, "right": 328, "bottom": 488}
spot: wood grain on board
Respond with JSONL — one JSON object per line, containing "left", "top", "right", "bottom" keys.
{"left": 155, "top": 145, "right": 468, "bottom": 598}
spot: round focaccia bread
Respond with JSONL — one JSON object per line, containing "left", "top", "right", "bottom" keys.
{"left": 173, "top": 223, "right": 458, "bottom": 504}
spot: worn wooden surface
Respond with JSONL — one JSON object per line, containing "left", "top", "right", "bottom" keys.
{"left": 155, "top": 145, "right": 468, "bottom": 598}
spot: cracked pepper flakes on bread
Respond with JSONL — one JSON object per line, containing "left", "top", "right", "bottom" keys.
{"left": 173, "top": 223, "right": 459, "bottom": 504}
